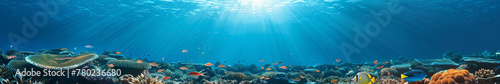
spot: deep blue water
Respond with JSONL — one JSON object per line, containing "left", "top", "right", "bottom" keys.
{"left": 1, "top": 0, "right": 500, "bottom": 65}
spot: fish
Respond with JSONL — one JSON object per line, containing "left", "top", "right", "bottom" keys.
{"left": 385, "top": 61, "right": 389, "bottom": 64}
{"left": 394, "top": 67, "right": 397, "bottom": 69}
{"left": 266, "top": 68, "right": 272, "bottom": 71}
{"left": 380, "top": 65, "right": 384, "bottom": 68}
{"left": 198, "top": 47, "right": 200, "bottom": 49}
{"left": 85, "top": 45, "right": 93, "bottom": 48}
{"left": 187, "top": 72, "right": 205, "bottom": 76}
{"left": 335, "top": 67, "right": 338, "bottom": 69}
{"left": 273, "top": 63, "right": 276, "bottom": 65}
{"left": 374, "top": 63, "right": 378, "bottom": 65}
{"left": 116, "top": 52, "right": 121, "bottom": 54}
{"left": 358, "top": 69, "right": 361, "bottom": 71}
{"left": 277, "top": 61, "right": 283, "bottom": 64}
{"left": 158, "top": 69, "right": 164, "bottom": 72}
{"left": 180, "top": 67, "right": 188, "bottom": 70}
{"left": 163, "top": 77, "right": 170, "bottom": 80}
{"left": 218, "top": 64, "right": 225, "bottom": 68}
{"left": 352, "top": 72, "right": 375, "bottom": 84}
{"left": 336, "top": 59, "right": 341, "bottom": 62}
{"left": 300, "top": 76, "right": 304, "bottom": 78}
{"left": 205, "top": 63, "right": 213, "bottom": 66}
{"left": 74, "top": 46, "right": 77, "bottom": 50}
{"left": 261, "top": 67, "right": 264, "bottom": 69}
{"left": 150, "top": 62, "right": 158, "bottom": 67}
{"left": 224, "top": 71, "right": 227, "bottom": 74}
{"left": 261, "top": 77, "right": 265, "bottom": 79}
{"left": 401, "top": 70, "right": 427, "bottom": 82}
{"left": 279, "top": 66, "right": 287, "bottom": 69}
{"left": 387, "top": 68, "right": 390, "bottom": 69}
{"left": 289, "top": 65, "right": 292, "bottom": 67}
{"left": 260, "top": 60, "right": 264, "bottom": 62}
{"left": 374, "top": 60, "right": 378, "bottom": 63}
{"left": 330, "top": 79, "right": 338, "bottom": 83}
{"left": 108, "top": 64, "right": 115, "bottom": 67}
{"left": 10, "top": 45, "right": 13, "bottom": 48}
{"left": 388, "top": 72, "right": 390, "bottom": 75}
{"left": 82, "top": 66, "right": 89, "bottom": 69}
{"left": 202, "top": 52, "right": 204, "bottom": 55}
{"left": 316, "top": 70, "right": 320, "bottom": 72}
{"left": 376, "top": 67, "right": 380, "bottom": 69}
{"left": 294, "top": 79, "right": 300, "bottom": 81}
{"left": 61, "top": 48, "right": 68, "bottom": 51}
{"left": 137, "top": 60, "right": 143, "bottom": 63}
{"left": 265, "top": 78, "right": 270, "bottom": 80}
{"left": 6, "top": 55, "right": 16, "bottom": 59}
{"left": 357, "top": 66, "right": 359, "bottom": 68}
{"left": 182, "top": 50, "right": 187, "bottom": 53}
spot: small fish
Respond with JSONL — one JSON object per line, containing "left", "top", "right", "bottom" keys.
{"left": 279, "top": 66, "right": 287, "bottom": 69}
{"left": 374, "top": 60, "right": 378, "bottom": 63}
{"left": 202, "top": 52, "right": 204, "bottom": 55}
{"left": 374, "top": 63, "right": 378, "bottom": 65}
{"left": 261, "top": 67, "right": 264, "bottom": 69}
{"left": 260, "top": 60, "right": 264, "bottom": 62}
{"left": 316, "top": 70, "right": 320, "bottom": 72}
{"left": 108, "top": 64, "right": 115, "bottom": 67}
{"left": 163, "top": 77, "right": 170, "bottom": 80}
{"left": 266, "top": 68, "right": 272, "bottom": 71}
{"left": 116, "top": 52, "right": 121, "bottom": 54}
{"left": 273, "top": 63, "right": 276, "bottom": 65}
{"left": 137, "top": 60, "right": 143, "bottom": 63}
{"left": 150, "top": 62, "right": 158, "bottom": 67}
{"left": 265, "top": 78, "right": 270, "bottom": 80}
{"left": 300, "top": 76, "right": 304, "bottom": 78}
{"left": 180, "top": 67, "right": 188, "bottom": 70}
{"left": 380, "top": 65, "right": 384, "bottom": 68}
{"left": 10, "top": 45, "right": 13, "bottom": 48}
{"left": 357, "top": 66, "right": 359, "bottom": 68}
{"left": 289, "top": 65, "right": 292, "bottom": 67}
{"left": 190, "top": 60, "right": 192, "bottom": 62}
{"left": 388, "top": 72, "right": 390, "bottom": 75}
{"left": 358, "top": 69, "right": 361, "bottom": 71}
{"left": 277, "top": 61, "right": 283, "bottom": 64}
{"left": 336, "top": 59, "right": 341, "bottom": 62}
{"left": 218, "top": 64, "right": 225, "bottom": 68}
{"left": 376, "top": 67, "right": 380, "bottom": 69}
{"left": 182, "top": 50, "right": 188, "bottom": 53}
{"left": 387, "top": 68, "right": 390, "bottom": 69}
{"left": 331, "top": 79, "right": 338, "bottom": 83}
{"left": 85, "top": 45, "right": 93, "bottom": 48}
{"left": 187, "top": 72, "right": 204, "bottom": 76}
{"left": 157, "top": 69, "right": 164, "bottom": 72}
{"left": 394, "top": 67, "right": 397, "bottom": 69}
{"left": 198, "top": 47, "right": 200, "bottom": 49}
{"left": 261, "top": 77, "right": 265, "bottom": 79}
{"left": 335, "top": 67, "right": 338, "bottom": 69}
{"left": 6, "top": 55, "right": 16, "bottom": 59}
{"left": 205, "top": 63, "right": 214, "bottom": 66}
{"left": 224, "top": 71, "right": 227, "bottom": 74}
{"left": 385, "top": 61, "right": 389, "bottom": 64}
{"left": 82, "top": 66, "right": 89, "bottom": 69}
{"left": 294, "top": 79, "right": 300, "bottom": 81}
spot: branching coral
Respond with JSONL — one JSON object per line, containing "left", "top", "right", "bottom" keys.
{"left": 375, "top": 76, "right": 400, "bottom": 84}
{"left": 118, "top": 73, "right": 164, "bottom": 84}
{"left": 429, "top": 69, "right": 475, "bottom": 84}
{"left": 475, "top": 68, "right": 495, "bottom": 84}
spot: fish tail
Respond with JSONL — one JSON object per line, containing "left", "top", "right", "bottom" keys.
{"left": 401, "top": 74, "right": 408, "bottom": 79}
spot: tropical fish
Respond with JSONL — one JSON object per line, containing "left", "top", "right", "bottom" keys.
{"left": 376, "top": 67, "right": 380, "bottom": 69}
{"left": 358, "top": 69, "right": 361, "bottom": 71}
{"left": 277, "top": 61, "right": 283, "bottom": 64}
{"left": 261, "top": 67, "right": 264, "bottom": 69}
{"left": 163, "top": 77, "right": 170, "bottom": 80}
{"left": 116, "top": 52, "right": 121, "bottom": 54}
{"left": 61, "top": 48, "right": 68, "bottom": 51}
{"left": 82, "top": 66, "right": 89, "bottom": 69}
{"left": 218, "top": 64, "right": 225, "bottom": 68}
{"left": 300, "top": 76, "right": 304, "bottom": 78}
{"left": 180, "top": 67, "right": 188, "bottom": 70}
{"left": 279, "top": 66, "right": 287, "bottom": 69}
{"left": 330, "top": 79, "right": 338, "bottom": 83}
{"left": 85, "top": 45, "right": 93, "bottom": 48}
{"left": 150, "top": 62, "right": 158, "bottom": 67}
{"left": 266, "top": 68, "right": 272, "bottom": 71}
{"left": 137, "top": 60, "right": 143, "bottom": 63}
{"left": 336, "top": 59, "right": 341, "bottom": 62}
{"left": 260, "top": 60, "right": 264, "bottom": 62}
{"left": 335, "top": 67, "right": 338, "bottom": 69}
{"left": 224, "top": 71, "right": 227, "bottom": 74}
{"left": 374, "top": 60, "right": 378, "bottom": 63}
{"left": 316, "top": 70, "right": 320, "bottom": 72}
{"left": 388, "top": 72, "right": 391, "bottom": 75}
{"left": 157, "top": 69, "right": 164, "bottom": 72}
{"left": 374, "top": 63, "right": 378, "bottom": 65}
{"left": 198, "top": 47, "right": 200, "bottom": 49}
{"left": 352, "top": 72, "right": 375, "bottom": 84}
{"left": 294, "top": 79, "right": 300, "bottom": 81}
{"left": 187, "top": 72, "right": 204, "bottom": 76}
{"left": 182, "top": 50, "right": 187, "bottom": 53}
{"left": 202, "top": 52, "right": 204, "bottom": 55}
{"left": 401, "top": 70, "right": 427, "bottom": 82}
{"left": 380, "top": 65, "right": 384, "bottom": 68}
{"left": 385, "top": 61, "right": 389, "bottom": 64}
{"left": 205, "top": 63, "right": 213, "bottom": 66}
{"left": 273, "top": 63, "right": 276, "bottom": 65}
{"left": 357, "top": 66, "right": 359, "bottom": 68}
{"left": 6, "top": 55, "right": 16, "bottom": 59}
{"left": 10, "top": 45, "right": 13, "bottom": 48}
{"left": 108, "top": 64, "right": 115, "bottom": 67}
{"left": 265, "top": 78, "right": 270, "bottom": 80}
{"left": 261, "top": 77, "right": 265, "bottom": 79}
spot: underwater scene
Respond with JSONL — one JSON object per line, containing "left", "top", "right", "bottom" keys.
{"left": 1, "top": 0, "right": 500, "bottom": 84}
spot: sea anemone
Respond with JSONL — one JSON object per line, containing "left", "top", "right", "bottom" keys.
{"left": 107, "top": 60, "right": 151, "bottom": 76}
{"left": 25, "top": 53, "right": 99, "bottom": 70}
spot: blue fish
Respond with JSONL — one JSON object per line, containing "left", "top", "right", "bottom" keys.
{"left": 401, "top": 70, "right": 427, "bottom": 82}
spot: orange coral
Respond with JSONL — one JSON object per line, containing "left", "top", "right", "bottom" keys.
{"left": 429, "top": 69, "right": 476, "bottom": 84}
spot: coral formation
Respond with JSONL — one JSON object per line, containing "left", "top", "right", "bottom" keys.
{"left": 474, "top": 68, "right": 496, "bottom": 84}
{"left": 380, "top": 68, "right": 398, "bottom": 76}
{"left": 428, "top": 69, "right": 475, "bottom": 84}
{"left": 226, "top": 72, "right": 247, "bottom": 82}
{"left": 5, "top": 49, "right": 19, "bottom": 56}
{"left": 25, "top": 53, "right": 99, "bottom": 70}
{"left": 119, "top": 73, "right": 164, "bottom": 84}
{"left": 107, "top": 60, "right": 151, "bottom": 76}
{"left": 375, "top": 76, "right": 400, "bottom": 84}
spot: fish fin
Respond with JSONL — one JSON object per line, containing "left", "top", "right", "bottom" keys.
{"left": 401, "top": 74, "right": 408, "bottom": 79}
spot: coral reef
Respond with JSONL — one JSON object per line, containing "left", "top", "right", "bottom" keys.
{"left": 5, "top": 49, "right": 19, "bottom": 56}
{"left": 429, "top": 69, "right": 475, "bottom": 84}
{"left": 25, "top": 53, "right": 99, "bottom": 70}
{"left": 475, "top": 68, "right": 496, "bottom": 84}
{"left": 226, "top": 72, "right": 247, "bottom": 82}
{"left": 324, "top": 69, "right": 344, "bottom": 77}
{"left": 107, "top": 60, "right": 151, "bottom": 76}
{"left": 380, "top": 68, "right": 398, "bottom": 76}
{"left": 119, "top": 73, "right": 164, "bottom": 84}
{"left": 375, "top": 76, "right": 400, "bottom": 84}
{"left": 1, "top": 77, "right": 51, "bottom": 84}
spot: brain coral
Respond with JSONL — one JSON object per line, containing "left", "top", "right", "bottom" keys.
{"left": 429, "top": 69, "right": 475, "bottom": 84}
